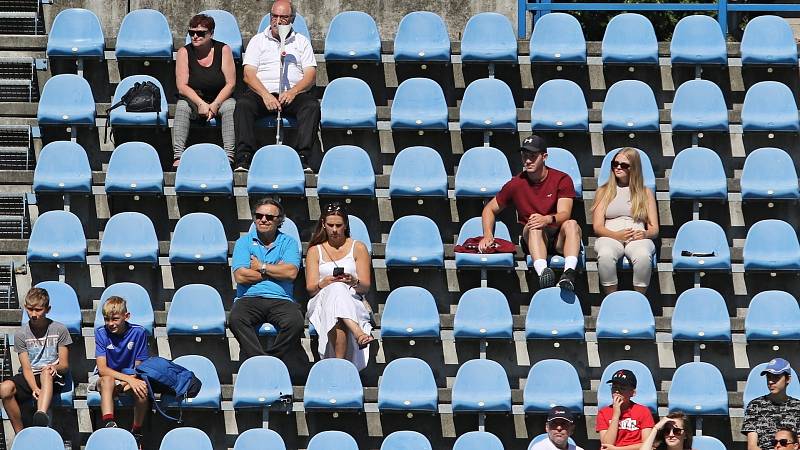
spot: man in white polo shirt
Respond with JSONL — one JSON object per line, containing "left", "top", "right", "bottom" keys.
{"left": 233, "top": 0, "right": 319, "bottom": 172}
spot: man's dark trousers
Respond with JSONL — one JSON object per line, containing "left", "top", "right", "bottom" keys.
{"left": 229, "top": 296, "right": 305, "bottom": 361}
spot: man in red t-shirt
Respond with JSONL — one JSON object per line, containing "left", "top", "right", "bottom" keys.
{"left": 596, "top": 369, "right": 654, "bottom": 450}
{"left": 479, "top": 134, "right": 582, "bottom": 290}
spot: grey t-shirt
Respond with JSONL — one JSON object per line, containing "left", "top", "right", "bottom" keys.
{"left": 14, "top": 319, "right": 72, "bottom": 374}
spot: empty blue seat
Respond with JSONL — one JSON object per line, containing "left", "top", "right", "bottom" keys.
{"left": 316, "top": 145, "right": 375, "bottom": 196}
{"left": 545, "top": 147, "right": 582, "bottom": 197}
{"left": 743, "top": 362, "right": 800, "bottom": 406}
{"left": 454, "top": 287, "right": 512, "bottom": 338}
{"left": 193, "top": 10, "right": 242, "bottom": 59}
{"left": 247, "top": 145, "right": 305, "bottom": 196}
{"left": 234, "top": 428, "right": 286, "bottom": 450}
{"left": 378, "top": 357, "right": 438, "bottom": 412}
{"left": 33, "top": 141, "right": 91, "bottom": 193}
{"left": 523, "top": 359, "right": 583, "bottom": 413}
{"left": 744, "top": 220, "right": 800, "bottom": 271}
{"left": 348, "top": 214, "right": 372, "bottom": 254}
{"left": 174, "top": 144, "right": 233, "bottom": 195}
{"left": 455, "top": 218, "right": 514, "bottom": 268}
{"left": 671, "top": 220, "right": 730, "bottom": 271}
{"left": 452, "top": 359, "right": 511, "bottom": 412}
{"left": 46, "top": 8, "right": 104, "bottom": 58}
{"left": 598, "top": 148, "right": 656, "bottom": 191}
{"left": 531, "top": 79, "right": 588, "bottom": 131}
{"left": 525, "top": 287, "right": 584, "bottom": 339}
{"left": 742, "top": 81, "right": 800, "bottom": 132}
{"left": 746, "top": 290, "right": 800, "bottom": 340}
{"left": 693, "top": 436, "right": 727, "bottom": 450}
{"left": 602, "top": 13, "right": 658, "bottom": 64}
{"left": 598, "top": 360, "right": 657, "bottom": 411}
{"left": 27, "top": 210, "right": 86, "bottom": 263}
{"left": 668, "top": 361, "right": 728, "bottom": 415}
{"left": 460, "top": 13, "right": 517, "bottom": 63}
{"left": 110, "top": 75, "right": 169, "bottom": 126}
{"left": 32, "top": 281, "right": 81, "bottom": 334}
{"left": 86, "top": 428, "right": 138, "bottom": 450}
{"left": 741, "top": 148, "right": 800, "bottom": 200}
{"left": 11, "top": 426, "right": 66, "bottom": 450}
{"left": 394, "top": 11, "right": 450, "bottom": 62}
{"left": 669, "top": 147, "right": 727, "bottom": 200}
{"left": 602, "top": 80, "right": 659, "bottom": 132}
{"left": 99, "top": 212, "right": 158, "bottom": 264}
{"left": 671, "top": 80, "right": 729, "bottom": 132}
{"left": 94, "top": 282, "right": 155, "bottom": 335}
{"left": 159, "top": 428, "right": 212, "bottom": 450}
{"left": 162, "top": 355, "right": 220, "bottom": 409}
{"left": 459, "top": 78, "right": 517, "bottom": 131}
{"left": 385, "top": 215, "right": 444, "bottom": 267}
{"left": 382, "top": 431, "right": 432, "bottom": 450}
{"left": 105, "top": 142, "right": 163, "bottom": 194}
{"left": 232, "top": 355, "right": 292, "bottom": 408}
{"left": 389, "top": 146, "right": 448, "bottom": 197}
{"left": 740, "top": 15, "right": 798, "bottom": 65}
{"left": 116, "top": 9, "right": 173, "bottom": 59}
{"left": 258, "top": 12, "right": 311, "bottom": 41}
{"left": 380, "top": 286, "right": 440, "bottom": 338}
{"left": 529, "top": 13, "right": 586, "bottom": 64}
{"left": 672, "top": 288, "right": 731, "bottom": 342}
{"left": 323, "top": 11, "right": 381, "bottom": 61}
{"left": 454, "top": 146, "right": 512, "bottom": 198}
{"left": 321, "top": 77, "right": 376, "bottom": 129}
{"left": 37, "top": 74, "right": 96, "bottom": 126}
{"left": 596, "top": 291, "right": 655, "bottom": 340}
{"left": 670, "top": 15, "right": 727, "bottom": 65}
{"left": 453, "top": 432, "right": 504, "bottom": 450}
{"left": 166, "top": 284, "right": 225, "bottom": 336}
{"left": 168, "top": 213, "right": 228, "bottom": 264}
{"left": 308, "top": 431, "right": 358, "bottom": 450}
{"left": 304, "top": 359, "right": 363, "bottom": 410}
{"left": 391, "top": 78, "right": 448, "bottom": 130}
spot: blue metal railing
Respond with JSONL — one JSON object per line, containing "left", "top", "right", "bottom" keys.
{"left": 518, "top": 0, "right": 800, "bottom": 38}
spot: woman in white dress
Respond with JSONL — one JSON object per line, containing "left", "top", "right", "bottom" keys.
{"left": 305, "top": 202, "right": 373, "bottom": 370}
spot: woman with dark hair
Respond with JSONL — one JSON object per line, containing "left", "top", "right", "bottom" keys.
{"left": 305, "top": 202, "right": 373, "bottom": 370}
{"left": 640, "top": 412, "right": 695, "bottom": 450}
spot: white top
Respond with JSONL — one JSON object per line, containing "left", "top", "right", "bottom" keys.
{"left": 317, "top": 240, "right": 358, "bottom": 281}
{"left": 529, "top": 437, "right": 583, "bottom": 450}
{"left": 242, "top": 27, "right": 317, "bottom": 93}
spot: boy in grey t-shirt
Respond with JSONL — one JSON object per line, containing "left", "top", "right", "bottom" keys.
{"left": 0, "top": 287, "right": 71, "bottom": 432}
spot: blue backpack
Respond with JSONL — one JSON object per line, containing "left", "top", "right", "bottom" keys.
{"left": 123, "top": 356, "right": 202, "bottom": 422}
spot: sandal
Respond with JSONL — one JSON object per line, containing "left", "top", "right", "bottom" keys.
{"left": 357, "top": 333, "right": 375, "bottom": 349}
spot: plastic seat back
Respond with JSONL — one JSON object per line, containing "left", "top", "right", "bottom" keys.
{"left": 377, "top": 357, "right": 438, "bottom": 412}
{"left": 234, "top": 428, "right": 286, "bottom": 450}
{"left": 380, "top": 286, "right": 440, "bottom": 338}
{"left": 105, "top": 142, "right": 163, "bottom": 194}
{"left": 159, "top": 427, "right": 212, "bottom": 450}
{"left": 545, "top": 147, "right": 582, "bottom": 197}
{"left": 99, "top": 212, "right": 158, "bottom": 264}
{"left": 384, "top": 215, "right": 444, "bottom": 267}
{"left": 531, "top": 79, "right": 588, "bottom": 131}
{"left": 37, "top": 74, "right": 96, "bottom": 126}
{"left": 746, "top": 290, "right": 800, "bottom": 340}
{"left": 743, "top": 362, "right": 800, "bottom": 406}
{"left": 247, "top": 145, "right": 305, "bottom": 195}
{"left": 529, "top": 13, "right": 586, "bottom": 63}
{"left": 454, "top": 146, "right": 512, "bottom": 197}
{"left": 602, "top": 13, "right": 658, "bottom": 64}
{"left": 455, "top": 218, "right": 514, "bottom": 268}
{"left": 744, "top": 219, "right": 800, "bottom": 271}
{"left": 602, "top": 80, "right": 659, "bottom": 132}
{"left": 168, "top": 213, "right": 228, "bottom": 264}
{"left": 232, "top": 355, "right": 292, "bottom": 408}
{"left": 321, "top": 77, "right": 377, "bottom": 129}
{"left": 29, "top": 281, "right": 81, "bottom": 334}
{"left": 596, "top": 291, "right": 655, "bottom": 340}
{"left": 453, "top": 431, "right": 504, "bottom": 450}
{"left": 11, "top": 426, "right": 66, "bottom": 450}
{"left": 669, "top": 147, "right": 727, "bottom": 199}
{"left": 693, "top": 436, "right": 727, "bottom": 450}
{"left": 27, "top": 210, "right": 86, "bottom": 263}
{"left": 47, "top": 8, "right": 104, "bottom": 57}
{"left": 742, "top": 81, "right": 800, "bottom": 132}
{"left": 258, "top": 13, "right": 310, "bottom": 41}
{"left": 381, "top": 431, "right": 432, "bottom": 450}
{"left": 529, "top": 434, "right": 577, "bottom": 450}
{"left": 348, "top": 215, "right": 372, "bottom": 254}
{"left": 191, "top": 10, "right": 242, "bottom": 58}
{"left": 671, "top": 80, "right": 729, "bottom": 132}
{"left": 33, "top": 141, "right": 92, "bottom": 193}
{"left": 389, "top": 146, "right": 447, "bottom": 197}
{"left": 672, "top": 288, "right": 731, "bottom": 342}
{"left": 163, "top": 355, "right": 221, "bottom": 409}
{"left": 393, "top": 11, "right": 450, "bottom": 62}
{"left": 598, "top": 148, "right": 655, "bottom": 191}
{"left": 174, "top": 143, "right": 233, "bottom": 195}
{"left": 116, "top": 9, "right": 173, "bottom": 59}
{"left": 598, "top": 360, "right": 657, "bottom": 412}
{"left": 672, "top": 220, "right": 731, "bottom": 270}
{"left": 86, "top": 428, "right": 139, "bottom": 450}
{"left": 95, "top": 282, "right": 155, "bottom": 335}
{"left": 741, "top": 147, "right": 800, "bottom": 200}
{"left": 668, "top": 361, "right": 728, "bottom": 415}
{"left": 523, "top": 359, "right": 583, "bottom": 413}
{"left": 110, "top": 75, "right": 169, "bottom": 126}
{"left": 308, "top": 431, "right": 359, "bottom": 450}
{"left": 391, "top": 78, "right": 448, "bottom": 130}
{"left": 452, "top": 359, "right": 511, "bottom": 412}
{"left": 167, "top": 284, "right": 226, "bottom": 335}
{"left": 323, "top": 11, "right": 381, "bottom": 61}
{"left": 741, "top": 15, "right": 798, "bottom": 65}
{"left": 317, "top": 145, "right": 375, "bottom": 196}
{"left": 459, "top": 78, "right": 517, "bottom": 131}
{"left": 670, "top": 15, "right": 727, "bottom": 65}
{"left": 461, "top": 12, "right": 516, "bottom": 62}
{"left": 525, "top": 287, "right": 584, "bottom": 339}
{"left": 304, "top": 359, "right": 363, "bottom": 409}
{"left": 454, "top": 287, "right": 512, "bottom": 338}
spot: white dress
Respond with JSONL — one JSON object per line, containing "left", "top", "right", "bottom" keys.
{"left": 305, "top": 240, "right": 372, "bottom": 371}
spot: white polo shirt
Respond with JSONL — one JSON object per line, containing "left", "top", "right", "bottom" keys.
{"left": 529, "top": 437, "right": 583, "bottom": 450}
{"left": 243, "top": 27, "right": 316, "bottom": 93}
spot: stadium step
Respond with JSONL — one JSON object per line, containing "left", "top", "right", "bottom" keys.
{"left": 0, "top": 57, "right": 38, "bottom": 101}
{"left": 0, "top": 0, "right": 43, "bottom": 35}
{"left": 0, "top": 194, "right": 28, "bottom": 239}
{"left": 0, "top": 124, "right": 33, "bottom": 170}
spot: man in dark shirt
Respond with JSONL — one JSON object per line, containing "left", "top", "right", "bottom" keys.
{"left": 743, "top": 358, "right": 800, "bottom": 450}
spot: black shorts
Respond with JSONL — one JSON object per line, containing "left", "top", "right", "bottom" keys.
{"left": 10, "top": 372, "right": 65, "bottom": 403}
{"left": 520, "top": 226, "right": 561, "bottom": 255}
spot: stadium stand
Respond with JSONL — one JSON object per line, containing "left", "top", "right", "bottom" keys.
{"left": 379, "top": 286, "right": 440, "bottom": 339}
{"left": 246, "top": 144, "right": 306, "bottom": 196}
{"left": 393, "top": 12, "right": 450, "bottom": 63}
{"left": 670, "top": 15, "right": 727, "bottom": 66}
{"left": 601, "top": 80, "right": 659, "bottom": 132}
{"left": 381, "top": 431, "right": 433, "bottom": 450}
{"left": 523, "top": 358, "right": 583, "bottom": 413}
{"left": 528, "top": 12, "right": 586, "bottom": 64}
{"left": 739, "top": 15, "right": 798, "bottom": 66}
{"left": 453, "top": 146, "right": 512, "bottom": 198}
{"left": 323, "top": 11, "right": 381, "bottom": 62}
{"left": 390, "top": 78, "right": 448, "bottom": 130}
{"left": 115, "top": 9, "right": 173, "bottom": 60}
{"left": 377, "top": 357, "right": 438, "bottom": 412}
{"left": 460, "top": 12, "right": 517, "bottom": 63}
{"left": 388, "top": 146, "right": 448, "bottom": 197}
{"left": 453, "top": 287, "right": 513, "bottom": 338}
{"left": 601, "top": 13, "right": 658, "bottom": 64}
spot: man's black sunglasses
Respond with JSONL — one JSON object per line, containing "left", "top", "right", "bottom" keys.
{"left": 254, "top": 213, "right": 280, "bottom": 221}
{"left": 188, "top": 29, "right": 208, "bottom": 38}
{"left": 773, "top": 440, "right": 796, "bottom": 447}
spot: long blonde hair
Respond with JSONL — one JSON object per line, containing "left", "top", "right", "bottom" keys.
{"left": 591, "top": 147, "right": 649, "bottom": 222}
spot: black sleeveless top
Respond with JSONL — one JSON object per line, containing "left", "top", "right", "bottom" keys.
{"left": 185, "top": 39, "right": 226, "bottom": 103}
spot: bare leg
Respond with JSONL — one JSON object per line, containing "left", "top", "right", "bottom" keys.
{"left": 328, "top": 321, "right": 347, "bottom": 359}
{"left": 340, "top": 318, "right": 374, "bottom": 348}
{"left": 133, "top": 394, "right": 149, "bottom": 428}
{"left": 0, "top": 381, "right": 23, "bottom": 433}
{"left": 36, "top": 370, "right": 54, "bottom": 413}
{"left": 554, "top": 220, "right": 582, "bottom": 258}
{"left": 99, "top": 375, "right": 117, "bottom": 417}
{"left": 525, "top": 228, "right": 549, "bottom": 260}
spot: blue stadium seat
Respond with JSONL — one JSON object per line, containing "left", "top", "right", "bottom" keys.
{"left": 384, "top": 215, "right": 444, "bottom": 267}
{"left": 258, "top": 12, "right": 311, "bottom": 41}
{"left": 693, "top": 436, "right": 727, "bottom": 450}
{"left": 33, "top": 141, "right": 91, "bottom": 193}
{"left": 453, "top": 431, "right": 504, "bottom": 450}
{"left": 320, "top": 77, "right": 377, "bottom": 129}
{"left": 455, "top": 218, "right": 514, "bottom": 268}
{"left": 234, "top": 428, "right": 286, "bottom": 450}
{"left": 602, "top": 80, "right": 659, "bottom": 132}
{"left": 452, "top": 359, "right": 511, "bottom": 412}
{"left": 31, "top": 281, "right": 81, "bottom": 334}
{"left": 741, "top": 81, "right": 800, "bottom": 132}
{"left": 671, "top": 80, "right": 729, "bottom": 132}
{"left": 530, "top": 434, "right": 577, "bottom": 449}
{"left": 744, "top": 220, "right": 800, "bottom": 271}
{"left": 304, "top": 359, "right": 363, "bottom": 410}
{"left": 545, "top": 147, "right": 582, "bottom": 197}
{"left": 598, "top": 148, "right": 656, "bottom": 191}
{"left": 162, "top": 355, "right": 221, "bottom": 409}
{"left": 116, "top": 9, "right": 173, "bottom": 59}
{"left": 531, "top": 79, "right": 588, "bottom": 131}
{"left": 669, "top": 147, "right": 727, "bottom": 200}
{"left": 94, "top": 282, "right": 155, "bottom": 334}
{"left": 529, "top": 13, "right": 586, "bottom": 64}
{"left": 323, "top": 11, "right": 381, "bottom": 61}
{"left": 523, "top": 359, "right": 583, "bottom": 413}
{"left": 670, "top": 15, "right": 727, "bottom": 65}
{"left": 671, "top": 288, "right": 731, "bottom": 342}
{"left": 11, "top": 426, "right": 66, "bottom": 450}
{"left": 602, "top": 13, "right": 658, "bottom": 64}
{"left": 671, "top": 220, "right": 731, "bottom": 271}
{"left": 247, "top": 145, "right": 305, "bottom": 196}
{"left": 460, "top": 13, "right": 517, "bottom": 63}
{"left": 382, "top": 431, "right": 432, "bottom": 450}
{"left": 166, "top": 284, "right": 226, "bottom": 336}
{"left": 174, "top": 144, "right": 233, "bottom": 195}
{"left": 308, "top": 431, "right": 359, "bottom": 450}
{"left": 99, "top": 212, "right": 158, "bottom": 264}
{"left": 743, "top": 362, "right": 800, "bottom": 406}
{"left": 159, "top": 428, "right": 212, "bottom": 450}
{"left": 740, "top": 15, "right": 798, "bottom": 65}
{"left": 110, "top": 75, "right": 169, "bottom": 126}
{"left": 316, "top": 145, "right": 375, "bottom": 196}
{"left": 459, "top": 78, "right": 517, "bottom": 131}
{"left": 740, "top": 147, "right": 800, "bottom": 200}
{"left": 454, "top": 146, "right": 512, "bottom": 198}
{"left": 37, "top": 74, "right": 96, "bottom": 126}
{"left": 232, "top": 355, "right": 292, "bottom": 409}
{"left": 27, "top": 210, "right": 86, "bottom": 263}
{"left": 525, "top": 287, "right": 584, "bottom": 340}
{"left": 391, "top": 78, "right": 448, "bottom": 130}
{"left": 596, "top": 291, "right": 655, "bottom": 340}
{"left": 394, "top": 11, "right": 450, "bottom": 62}
{"left": 192, "top": 10, "right": 242, "bottom": 59}
{"left": 168, "top": 213, "right": 228, "bottom": 264}
{"left": 377, "top": 357, "right": 438, "bottom": 412}
{"left": 46, "top": 8, "right": 104, "bottom": 58}
{"left": 348, "top": 215, "right": 372, "bottom": 254}
{"left": 598, "top": 360, "right": 657, "bottom": 411}
{"left": 380, "top": 286, "right": 440, "bottom": 339}
{"left": 389, "top": 146, "right": 448, "bottom": 197}
{"left": 454, "top": 287, "right": 512, "bottom": 338}
{"left": 104, "top": 142, "right": 164, "bottom": 194}
{"left": 86, "top": 428, "right": 138, "bottom": 450}
{"left": 745, "top": 290, "right": 800, "bottom": 340}
{"left": 668, "top": 362, "right": 728, "bottom": 415}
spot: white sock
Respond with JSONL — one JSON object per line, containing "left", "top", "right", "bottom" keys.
{"left": 564, "top": 256, "right": 578, "bottom": 271}
{"left": 533, "top": 259, "right": 548, "bottom": 276}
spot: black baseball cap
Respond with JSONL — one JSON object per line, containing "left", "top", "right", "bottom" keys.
{"left": 607, "top": 369, "right": 637, "bottom": 388}
{"left": 520, "top": 135, "right": 548, "bottom": 154}
{"left": 547, "top": 406, "right": 575, "bottom": 423}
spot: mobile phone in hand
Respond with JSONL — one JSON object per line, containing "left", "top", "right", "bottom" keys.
{"left": 333, "top": 267, "right": 344, "bottom": 277}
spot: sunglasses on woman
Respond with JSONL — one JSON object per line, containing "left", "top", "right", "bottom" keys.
{"left": 611, "top": 161, "right": 631, "bottom": 170}
{"left": 664, "top": 426, "right": 684, "bottom": 436}
{"left": 188, "top": 29, "right": 208, "bottom": 37}
{"left": 773, "top": 439, "right": 796, "bottom": 447}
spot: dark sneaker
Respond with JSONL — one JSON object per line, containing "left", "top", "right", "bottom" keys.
{"left": 538, "top": 267, "right": 556, "bottom": 288}
{"left": 558, "top": 268, "right": 577, "bottom": 291}
{"left": 32, "top": 410, "right": 49, "bottom": 427}
{"left": 133, "top": 433, "right": 144, "bottom": 450}
{"left": 104, "top": 420, "right": 118, "bottom": 428}
{"left": 302, "top": 161, "right": 313, "bottom": 173}
{"left": 233, "top": 153, "right": 251, "bottom": 172}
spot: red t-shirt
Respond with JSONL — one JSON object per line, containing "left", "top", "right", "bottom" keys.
{"left": 595, "top": 402, "right": 654, "bottom": 447}
{"left": 495, "top": 168, "right": 576, "bottom": 225}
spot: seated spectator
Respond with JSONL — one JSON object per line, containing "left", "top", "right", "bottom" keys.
{"left": 597, "top": 369, "right": 654, "bottom": 450}
{"left": 592, "top": 147, "right": 658, "bottom": 294}
{"left": 743, "top": 358, "right": 800, "bottom": 450}
{"left": 305, "top": 202, "right": 373, "bottom": 370}
{"left": 530, "top": 406, "right": 584, "bottom": 450}
{"left": 173, "top": 13, "right": 236, "bottom": 168}
{"left": 772, "top": 427, "right": 799, "bottom": 450}
{"left": 640, "top": 412, "right": 693, "bottom": 450}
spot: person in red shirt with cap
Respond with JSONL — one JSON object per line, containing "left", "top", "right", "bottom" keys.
{"left": 597, "top": 369, "right": 654, "bottom": 450}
